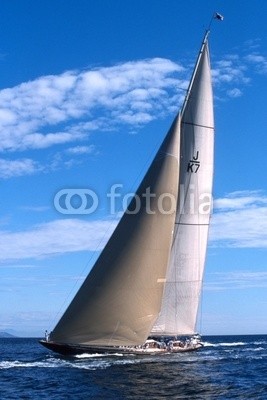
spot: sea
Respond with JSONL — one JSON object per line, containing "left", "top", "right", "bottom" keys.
{"left": 1, "top": 335, "right": 266, "bottom": 399}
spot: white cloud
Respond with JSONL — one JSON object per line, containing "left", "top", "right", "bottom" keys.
{"left": 244, "top": 39, "right": 261, "bottom": 51}
{"left": 245, "top": 53, "right": 267, "bottom": 73}
{"left": 0, "top": 59, "right": 184, "bottom": 153}
{"left": 66, "top": 145, "right": 96, "bottom": 155}
{"left": 0, "top": 45, "right": 264, "bottom": 180}
{"left": 21, "top": 132, "right": 81, "bottom": 150}
{"left": 213, "top": 190, "right": 267, "bottom": 210}
{"left": 246, "top": 54, "right": 266, "bottom": 63}
{"left": 205, "top": 271, "right": 267, "bottom": 291}
{"left": 19, "top": 206, "right": 50, "bottom": 213}
{"left": 0, "top": 48, "right": 259, "bottom": 155}
{"left": 0, "top": 190, "right": 266, "bottom": 262}
{"left": 0, "top": 218, "right": 118, "bottom": 261}
{"left": 212, "top": 55, "right": 250, "bottom": 96}
{"left": 0, "top": 190, "right": 267, "bottom": 261}
{"left": 227, "top": 88, "right": 242, "bottom": 98}
{"left": 0, "top": 158, "right": 41, "bottom": 178}
{"left": 210, "top": 190, "right": 267, "bottom": 247}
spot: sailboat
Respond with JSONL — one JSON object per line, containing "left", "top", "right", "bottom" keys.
{"left": 40, "top": 28, "right": 214, "bottom": 356}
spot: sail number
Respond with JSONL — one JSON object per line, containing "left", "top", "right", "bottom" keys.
{"left": 187, "top": 151, "right": 200, "bottom": 173}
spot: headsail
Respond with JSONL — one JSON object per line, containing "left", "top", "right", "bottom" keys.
{"left": 152, "top": 35, "right": 214, "bottom": 336}
{"left": 50, "top": 115, "right": 180, "bottom": 347}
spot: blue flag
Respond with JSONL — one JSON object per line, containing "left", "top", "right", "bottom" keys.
{"left": 214, "top": 13, "right": 224, "bottom": 21}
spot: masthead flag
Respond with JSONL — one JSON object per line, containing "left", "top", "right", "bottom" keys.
{"left": 214, "top": 12, "right": 224, "bottom": 21}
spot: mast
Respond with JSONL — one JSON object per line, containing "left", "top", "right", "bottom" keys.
{"left": 181, "top": 9, "right": 224, "bottom": 116}
{"left": 181, "top": 29, "right": 210, "bottom": 117}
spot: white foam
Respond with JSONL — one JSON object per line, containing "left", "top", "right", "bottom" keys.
{"left": 75, "top": 353, "right": 108, "bottom": 359}
{"left": 203, "top": 341, "right": 246, "bottom": 347}
{"left": 0, "top": 360, "right": 58, "bottom": 369}
{"left": 253, "top": 341, "right": 267, "bottom": 345}
{"left": 219, "top": 342, "right": 246, "bottom": 346}
{"left": 203, "top": 342, "right": 217, "bottom": 347}
{"left": 75, "top": 352, "right": 124, "bottom": 359}
{"left": 0, "top": 354, "right": 147, "bottom": 371}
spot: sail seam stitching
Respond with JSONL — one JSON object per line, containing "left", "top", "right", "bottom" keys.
{"left": 169, "top": 280, "right": 202, "bottom": 283}
{"left": 182, "top": 121, "right": 214, "bottom": 130}
{"left": 175, "top": 222, "right": 209, "bottom": 226}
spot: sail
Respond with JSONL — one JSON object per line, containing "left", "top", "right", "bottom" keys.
{"left": 152, "top": 38, "right": 214, "bottom": 336}
{"left": 50, "top": 115, "right": 180, "bottom": 347}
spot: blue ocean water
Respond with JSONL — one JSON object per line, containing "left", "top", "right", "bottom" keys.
{"left": 0, "top": 335, "right": 267, "bottom": 399}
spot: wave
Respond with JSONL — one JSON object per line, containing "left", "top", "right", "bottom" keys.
{"left": 75, "top": 352, "right": 124, "bottom": 359}
{"left": 204, "top": 341, "right": 246, "bottom": 347}
{"left": 0, "top": 358, "right": 111, "bottom": 371}
{"left": 219, "top": 342, "right": 246, "bottom": 346}
{"left": 0, "top": 355, "right": 143, "bottom": 371}
{"left": 251, "top": 347, "right": 265, "bottom": 351}
{"left": 253, "top": 341, "right": 267, "bottom": 345}
{"left": 0, "top": 360, "right": 61, "bottom": 370}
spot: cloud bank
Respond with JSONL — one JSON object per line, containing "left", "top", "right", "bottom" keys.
{"left": 0, "top": 191, "right": 267, "bottom": 262}
{"left": 0, "top": 46, "right": 261, "bottom": 156}
{"left": 210, "top": 190, "right": 267, "bottom": 248}
{"left": 205, "top": 270, "right": 267, "bottom": 291}
{"left": 0, "top": 42, "right": 266, "bottom": 178}
{"left": 0, "top": 218, "right": 118, "bottom": 262}
{"left": 0, "top": 158, "right": 41, "bottom": 178}
{"left": 0, "top": 58, "right": 184, "bottom": 153}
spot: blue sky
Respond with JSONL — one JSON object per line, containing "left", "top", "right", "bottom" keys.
{"left": 1, "top": 0, "right": 267, "bottom": 337}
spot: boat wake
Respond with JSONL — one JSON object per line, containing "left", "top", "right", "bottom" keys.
{"left": 74, "top": 352, "right": 124, "bottom": 359}
{"left": 203, "top": 341, "right": 246, "bottom": 347}
{"left": 0, "top": 357, "right": 136, "bottom": 371}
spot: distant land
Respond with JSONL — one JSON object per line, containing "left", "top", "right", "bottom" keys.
{"left": 0, "top": 331, "right": 16, "bottom": 338}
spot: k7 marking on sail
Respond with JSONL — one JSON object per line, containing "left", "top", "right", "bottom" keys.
{"left": 187, "top": 151, "right": 200, "bottom": 173}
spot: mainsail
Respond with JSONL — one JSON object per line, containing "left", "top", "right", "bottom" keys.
{"left": 50, "top": 115, "right": 180, "bottom": 347}
{"left": 151, "top": 34, "right": 214, "bottom": 336}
